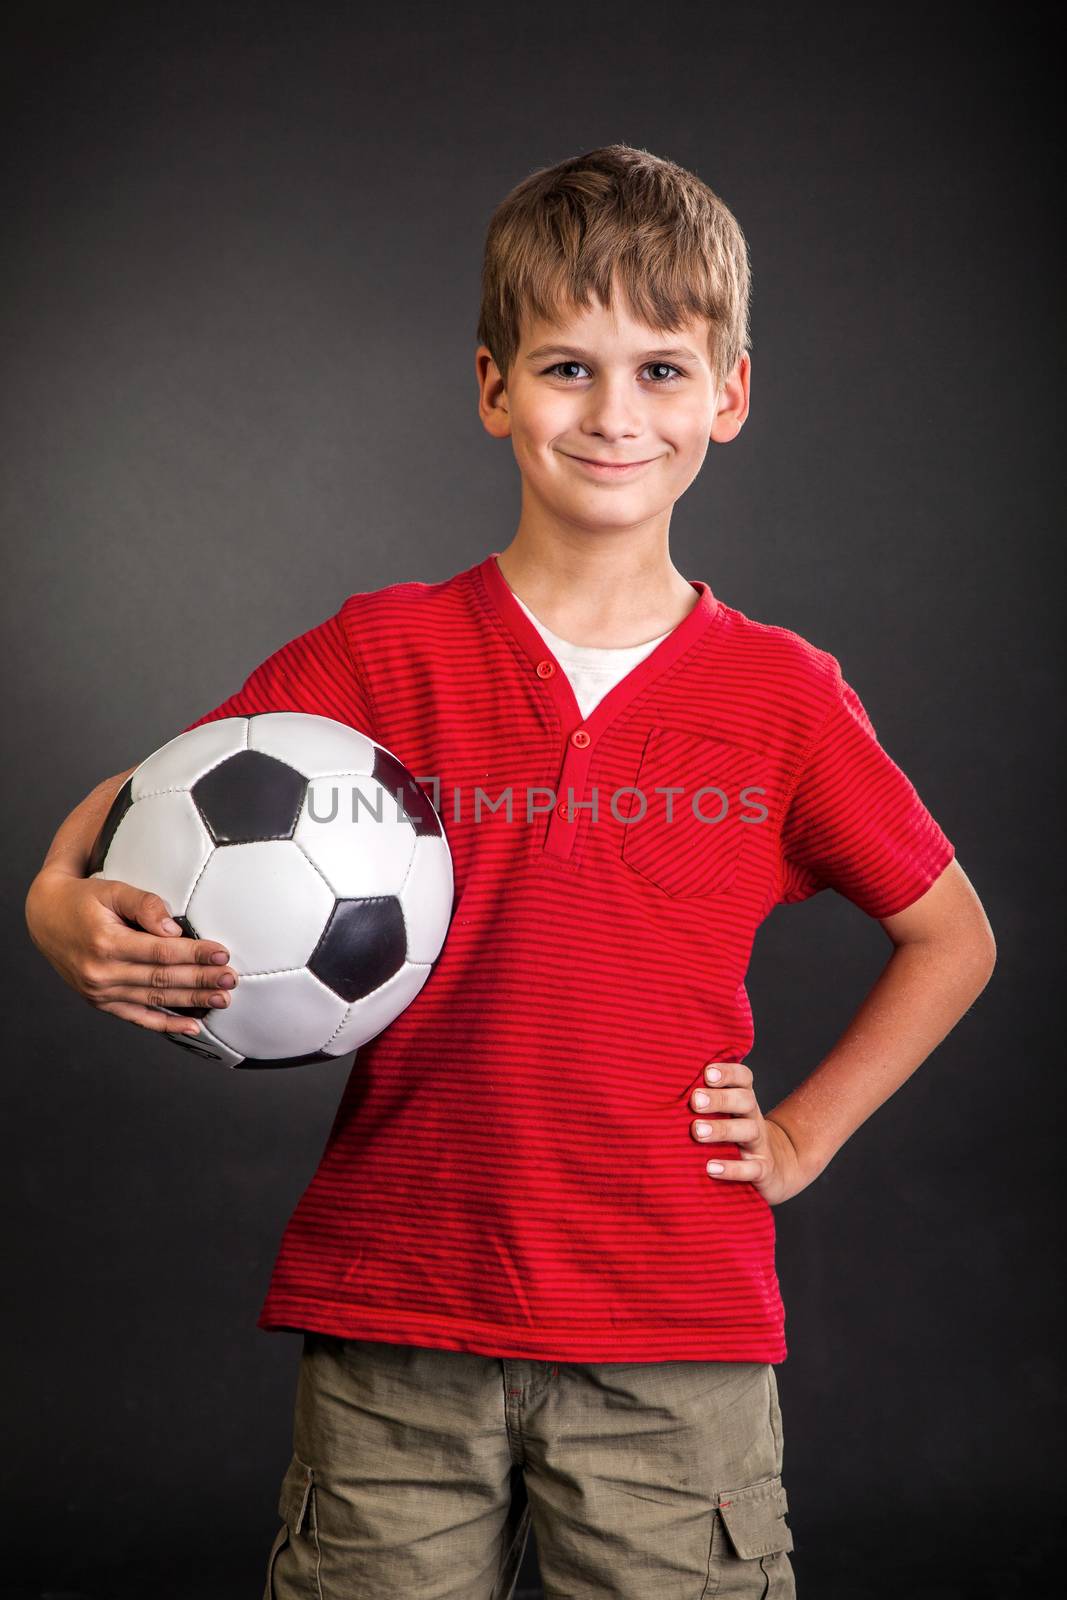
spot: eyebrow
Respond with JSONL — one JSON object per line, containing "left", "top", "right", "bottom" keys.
{"left": 523, "top": 344, "right": 701, "bottom": 364}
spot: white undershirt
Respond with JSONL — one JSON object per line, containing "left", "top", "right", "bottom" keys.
{"left": 512, "top": 592, "right": 675, "bottom": 720}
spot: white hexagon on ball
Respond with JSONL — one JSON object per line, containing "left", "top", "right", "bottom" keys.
{"left": 294, "top": 775, "right": 417, "bottom": 898}
{"left": 186, "top": 839, "right": 336, "bottom": 975}
{"left": 328, "top": 960, "right": 434, "bottom": 1055}
{"left": 132, "top": 718, "right": 250, "bottom": 800}
{"left": 399, "top": 836, "right": 454, "bottom": 963}
{"left": 208, "top": 968, "right": 349, "bottom": 1059}
{"left": 90, "top": 790, "right": 213, "bottom": 920}
{"left": 248, "top": 711, "right": 380, "bottom": 780}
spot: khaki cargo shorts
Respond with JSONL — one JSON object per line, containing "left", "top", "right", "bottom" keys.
{"left": 263, "top": 1331, "right": 795, "bottom": 1599}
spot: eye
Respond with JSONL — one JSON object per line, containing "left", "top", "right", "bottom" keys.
{"left": 643, "top": 362, "right": 684, "bottom": 384}
{"left": 541, "top": 361, "right": 685, "bottom": 385}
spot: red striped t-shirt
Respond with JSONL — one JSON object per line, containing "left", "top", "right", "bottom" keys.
{"left": 182, "top": 550, "right": 955, "bottom": 1362}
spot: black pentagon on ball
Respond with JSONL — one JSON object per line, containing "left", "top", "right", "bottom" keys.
{"left": 164, "top": 1031, "right": 341, "bottom": 1068}
{"left": 165, "top": 1031, "right": 226, "bottom": 1059}
{"left": 192, "top": 749, "right": 307, "bottom": 845}
{"left": 233, "top": 1048, "right": 342, "bottom": 1069}
{"left": 372, "top": 748, "right": 442, "bottom": 837}
{"left": 87, "top": 776, "right": 135, "bottom": 876}
{"left": 307, "top": 896, "right": 407, "bottom": 1003}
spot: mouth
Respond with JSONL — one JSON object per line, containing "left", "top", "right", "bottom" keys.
{"left": 564, "top": 454, "right": 658, "bottom": 477}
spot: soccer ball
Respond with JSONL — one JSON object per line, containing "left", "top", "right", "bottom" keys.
{"left": 87, "top": 713, "right": 454, "bottom": 1068}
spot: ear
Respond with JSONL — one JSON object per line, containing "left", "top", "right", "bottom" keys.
{"left": 475, "top": 345, "right": 511, "bottom": 438}
{"left": 710, "top": 351, "right": 751, "bottom": 444}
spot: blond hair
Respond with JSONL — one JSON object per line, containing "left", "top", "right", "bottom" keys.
{"left": 476, "top": 143, "right": 751, "bottom": 392}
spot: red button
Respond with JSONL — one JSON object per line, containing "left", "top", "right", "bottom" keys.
{"left": 536, "top": 660, "right": 555, "bottom": 679}
{"left": 556, "top": 800, "right": 572, "bottom": 819}
{"left": 570, "top": 729, "right": 591, "bottom": 748}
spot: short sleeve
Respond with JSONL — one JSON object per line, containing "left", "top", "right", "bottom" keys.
{"left": 180, "top": 604, "right": 378, "bottom": 739}
{"left": 778, "top": 668, "right": 955, "bottom": 917}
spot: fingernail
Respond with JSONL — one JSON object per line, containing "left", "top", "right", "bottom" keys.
{"left": 694, "top": 1122, "right": 713, "bottom": 1138}
{"left": 211, "top": 951, "right": 229, "bottom": 965}
{"left": 707, "top": 1162, "right": 725, "bottom": 1174}
{"left": 209, "top": 994, "right": 228, "bottom": 1008}
{"left": 217, "top": 973, "right": 235, "bottom": 989}
{"left": 162, "top": 918, "right": 181, "bottom": 935}
{"left": 705, "top": 1067, "right": 722, "bottom": 1082}
{"left": 693, "top": 1090, "right": 711, "bottom": 1109}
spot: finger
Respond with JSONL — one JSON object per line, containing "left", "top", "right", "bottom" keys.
{"left": 703, "top": 1061, "right": 753, "bottom": 1087}
{"left": 104, "top": 985, "right": 232, "bottom": 1012}
{"left": 105, "top": 924, "right": 231, "bottom": 971}
{"left": 691, "top": 1116, "right": 762, "bottom": 1146}
{"left": 706, "top": 1156, "right": 767, "bottom": 1181}
{"left": 97, "top": 1000, "right": 206, "bottom": 1036}
{"left": 104, "top": 880, "right": 190, "bottom": 937}
{"left": 94, "top": 960, "right": 237, "bottom": 996}
{"left": 690, "top": 1086, "right": 755, "bottom": 1114}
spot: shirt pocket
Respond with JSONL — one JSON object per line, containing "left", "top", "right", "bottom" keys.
{"left": 619, "top": 726, "right": 770, "bottom": 899}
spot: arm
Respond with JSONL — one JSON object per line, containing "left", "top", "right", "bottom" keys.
{"left": 689, "top": 859, "right": 996, "bottom": 1201}
{"left": 33, "top": 766, "right": 137, "bottom": 881}
{"left": 763, "top": 858, "right": 996, "bottom": 1186}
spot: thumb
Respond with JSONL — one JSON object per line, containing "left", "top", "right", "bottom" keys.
{"left": 105, "top": 879, "right": 183, "bottom": 936}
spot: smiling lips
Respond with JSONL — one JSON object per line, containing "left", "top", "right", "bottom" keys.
{"left": 567, "top": 454, "right": 657, "bottom": 475}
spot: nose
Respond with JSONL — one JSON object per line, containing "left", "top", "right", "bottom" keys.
{"left": 577, "top": 374, "right": 645, "bottom": 440}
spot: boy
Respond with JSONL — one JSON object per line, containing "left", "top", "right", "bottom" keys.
{"left": 25, "top": 144, "right": 995, "bottom": 1598}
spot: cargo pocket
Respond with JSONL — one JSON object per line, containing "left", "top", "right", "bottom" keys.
{"left": 704, "top": 1473, "right": 795, "bottom": 1599}
{"left": 263, "top": 1452, "right": 321, "bottom": 1600}
{"left": 620, "top": 727, "right": 769, "bottom": 900}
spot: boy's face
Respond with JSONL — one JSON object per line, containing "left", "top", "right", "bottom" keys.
{"left": 476, "top": 284, "right": 749, "bottom": 540}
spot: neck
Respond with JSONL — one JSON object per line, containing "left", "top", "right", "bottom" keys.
{"left": 494, "top": 532, "right": 699, "bottom": 649}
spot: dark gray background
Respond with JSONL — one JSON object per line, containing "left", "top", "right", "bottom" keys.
{"left": 3, "top": 3, "right": 1060, "bottom": 1596}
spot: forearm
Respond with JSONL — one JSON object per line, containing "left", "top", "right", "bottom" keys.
{"left": 32, "top": 767, "right": 135, "bottom": 885}
{"left": 764, "top": 936, "right": 994, "bottom": 1184}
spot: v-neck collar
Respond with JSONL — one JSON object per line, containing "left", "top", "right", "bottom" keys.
{"left": 476, "top": 550, "right": 722, "bottom": 745}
